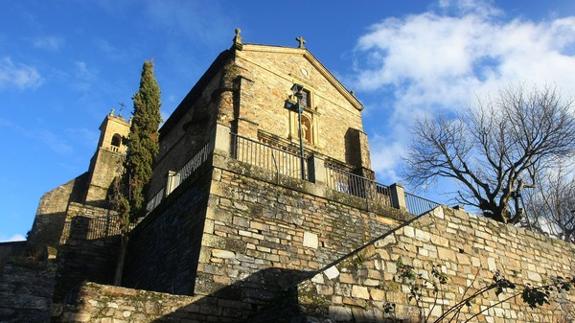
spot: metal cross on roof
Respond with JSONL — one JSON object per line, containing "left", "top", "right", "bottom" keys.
{"left": 296, "top": 36, "right": 306, "bottom": 49}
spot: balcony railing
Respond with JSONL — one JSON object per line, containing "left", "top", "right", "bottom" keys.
{"left": 405, "top": 192, "right": 441, "bottom": 216}
{"left": 142, "top": 127, "right": 442, "bottom": 218}
{"left": 146, "top": 188, "right": 165, "bottom": 214}
{"left": 325, "top": 163, "right": 393, "bottom": 207}
{"left": 174, "top": 141, "right": 213, "bottom": 188}
{"left": 145, "top": 140, "right": 213, "bottom": 214}
{"left": 231, "top": 133, "right": 308, "bottom": 180}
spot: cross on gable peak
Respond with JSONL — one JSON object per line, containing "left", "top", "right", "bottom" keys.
{"left": 296, "top": 36, "right": 306, "bottom": 49}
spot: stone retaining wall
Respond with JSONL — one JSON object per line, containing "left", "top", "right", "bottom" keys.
{"left": 122, "top": 164, "right": 213, "bottom": 295}
{"left": 53, "top": 203, "right": 121, "bottom": 303}
{"left": 102, "top": 153, "right": 575, "bottom": 322}
{"left": 0, "top": 241, "right": 26, "bottom": 265}
{"left": 57, "top": 282, "right": 250, "bottom": 323}
{"left": 298, "top": 207, "right": 575, "bottom": 322}
{"left": 192, "top": 154, "right": 408, "bottom": 308}
{"left": 0, "top": 258, "right": 56, "bottom": 323}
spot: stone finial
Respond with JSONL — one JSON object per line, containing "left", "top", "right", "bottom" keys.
{"left": 233, "top": 28, "right": 243, "bottom": 50}
{"left": 296, "top": 36, "right": 306, "bottom": 49}
{"left": 109, "top": 108, "right": 115, "bottom": 116}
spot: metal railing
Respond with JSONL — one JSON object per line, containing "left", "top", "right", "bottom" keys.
{"left": 325, "top": 164, "right": 393, "bottom": 207}
{"left": 145, "top": 140, "right": 213, "bottom": 214}
{"left": 231, "top": 133, "right": 308, "bottom": 180}
{"left": 405, "top": 192, "right": 441, "bottom": 216}
{"left": 146, "top": 187, "right": 165, "bottom": 214}
{"left": 176, "top": 141, "right": 213, "bottom": 187}
{"left": 61, "top": 216, "right": 123, "bottom": 242}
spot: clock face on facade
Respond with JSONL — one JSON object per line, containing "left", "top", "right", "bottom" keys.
{"left": 300, "top": 67, "right": 309, "bottom": 78}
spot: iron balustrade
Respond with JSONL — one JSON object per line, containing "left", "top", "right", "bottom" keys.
{"left": 141, "top": 132, "right": 441, "bottom": 217}
{"left": 231, "top": 133, "right": 308, "bottom": 180}
{"left": 325, "top": 164, "right": 393, "bottom": 207}
{"left": 60, "top": 216, "right": 123, "bottom": 243}
{"left": 173, "top": 141, "right": 213, "bottom": 188}
{"left": 145, "top": 140, "right": 213, "bottom": 214}
{"left": 405, "top": 192, "right": 441, "bottom": 216}
{"left": 145, "top": 187, "right": 165, "bottom": 214}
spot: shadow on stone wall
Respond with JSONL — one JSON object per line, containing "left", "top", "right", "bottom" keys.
{"left": 145, "top": 268, "right": 401, "bottom": 322}
{"left": 150, "top": 267, "right": 315, "bottom": 322}
{"left": 53, "top": 215, "right": 121, "bottom": 304}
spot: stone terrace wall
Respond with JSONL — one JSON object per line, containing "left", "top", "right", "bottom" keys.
{"left": 122, "top": 164, "right": 213, "bottom": 295}
{"left": 0, "top": 241, "right": 26, "bottom": 264}
{"left": 192, "top": 154, "right": 409, "bottom": 307}
{"left": 53, "top": 202, "right": 121, "bottom": 303}
{"left": 57, "top": 282, "right": 250, "bottom": 323}
{"left": 28, "top": 173, "right": 89, "bottom": 249}
{"left": 0, "top": 258, "right": 56, "bottom": 323}
{"left": 297, "top": 207, "right": 575, "bottom": 322}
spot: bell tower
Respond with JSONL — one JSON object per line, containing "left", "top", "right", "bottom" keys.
{"left": 84, "top": 111, "right": 130, "bottom": 206}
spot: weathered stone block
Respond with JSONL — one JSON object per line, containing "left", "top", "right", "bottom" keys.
{"left": 212, "top": 249, "right": 236, "bottom": 259}
{"left": 303, "top": 231, "right": 319, "bottom": 249}
{"left": 351, "top": 285, "right": 370, "bottom": 299}
{"left": 324, "top": 266, "right": 340, "bottom": 280}
{"left": 329, "top": 306, "right": 353, "bottom": 321}
{"left": 437, "top": 247, "right": 456, "bottom": 262}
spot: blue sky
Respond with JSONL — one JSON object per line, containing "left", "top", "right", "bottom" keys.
{"left": 1, "top": 0, "right": 575, "bottom": 241}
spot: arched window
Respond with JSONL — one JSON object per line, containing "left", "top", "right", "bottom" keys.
{"left": 301, "top": 115, "right": 312, "bottom": 144}
{"left": 111, "top": 134, "right": 122, "bottom": 147}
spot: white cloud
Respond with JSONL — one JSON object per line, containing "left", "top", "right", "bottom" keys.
{"left": 33, "top": 36, "right": 64, "bottom": 51}
{"left": 0, "top": 233, "right": 26, "bottom": 242}
{"left": 0, "top": 57, "right": 42, "bottom": 89}
{"left": 353, "top": 0, "right": 575, "bottom": 181}
{"left": 369, "top": 134, "right": 406, "bottom": 182}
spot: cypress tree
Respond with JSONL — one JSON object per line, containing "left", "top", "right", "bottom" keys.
{"left": 109, "top": 61, "right": 161, "bottom": 285}
{"left": 125, "top": 60, "right": 161, "bottom": 220}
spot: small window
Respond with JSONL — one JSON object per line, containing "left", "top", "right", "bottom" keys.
{"left": 111, "top": 134, "right": 122, "bottom": 147}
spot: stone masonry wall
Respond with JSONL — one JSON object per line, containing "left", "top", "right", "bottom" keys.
{"left": 148, "top": 67, "right": 223, "bottom": 198}
{"left": 122, "top": 163, "right": 213, "bottom": 295}
{"left": 84, "top": 148, "right": 125, "bottom": 206}
{"left": 297, "top": 206, "right": 575, "bottom": 322}
{"left": 53, "top": 202, "right": 121, "bottom": 304}
{"left": 192, "top": 153, "right": 407, "bottom": 309}
{"left": 233, "top": 47, "right": 366, "bottom": 167}
{"left": 57, "top": 282, "right": 251, "bottom": 323}
{"left": 0, "top": 241, "right": 26, "bottom": 265}
{"left": 0, "top": 258, "right": 56, "bottom": 323}
{"left": 28, "top": 173, "right": 88, "bottom": 249}
{"left": 51, "top": 154, "right": 575, "bottom": 322}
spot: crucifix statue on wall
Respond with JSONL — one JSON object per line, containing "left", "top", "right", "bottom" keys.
{"left": 284, "top": 83, "right": 307, "bottom": 179}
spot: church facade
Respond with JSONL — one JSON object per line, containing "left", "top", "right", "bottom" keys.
{"left": 121, "top": 30, "right": 411, "bottom": 298}
{"left": 1, "top": 32, "right": 574, "bottom": 323}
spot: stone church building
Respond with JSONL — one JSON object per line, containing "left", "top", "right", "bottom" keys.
{"left": 1, "top": 31, "right": 574, "bottom": 322}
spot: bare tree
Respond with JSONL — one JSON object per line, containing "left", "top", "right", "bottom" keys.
{"left": 406, "top": 87, "right": 575, "bottom": 224}
{"left": 522, "top": 165, "right": 575, "bottom": 243}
